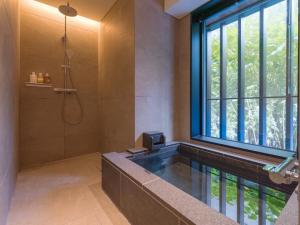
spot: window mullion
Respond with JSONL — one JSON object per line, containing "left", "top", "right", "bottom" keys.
{"left": 191, "top": 22, "right": 201, "bottom": 138}
{"left": 286, "top": 0, "right": 293, "bottom": 150}
{"left": 220, "top": 25, "right": 227, "bottom": 139}
{"left": 206, "top": 31, "right": 212, "bottom": 137}
{"left": 259, "top": 8, "right": 267, "bottom": 146}
{"left": 202, "top": 24, "right": 208, "bottom": 137}
{"left": 298, "top": 0, "right": 300, "bottom": 156}
{"left": 238, "top": 18, "right": 245, "bottom": 142}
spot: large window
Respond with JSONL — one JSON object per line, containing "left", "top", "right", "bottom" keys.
{"left": 191, "top": 0, "right": 298, "bottom": 156}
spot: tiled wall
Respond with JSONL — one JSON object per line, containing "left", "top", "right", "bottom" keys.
{"left": 99, "top": 0, "right": 135, "bottom": 152}
{"left": 174, "top": 15, "right": 191, "bottom": 141}
{"left": 135, "top": 0, "right": 178, "bottom": 146}
{"left": 20, "top": 1, "right": 100, "bottom": 168}
{"left": 0, "top": 0, "right": 20, "bottom": 224}
{"left": 99, "top": 0, "right": 178, "bottom": 150}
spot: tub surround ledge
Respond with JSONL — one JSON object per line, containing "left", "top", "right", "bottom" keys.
{"left": 102, "top": 152, "right": 160, "bottom": 187}
{"left": 102, "top": 151, "right": 238, "bottom": 225}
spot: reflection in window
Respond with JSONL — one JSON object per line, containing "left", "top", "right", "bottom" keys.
{"left": 244, "top": 182, "right": 259, "bottom": 225}
{"left": 266, "top": 188, "right": 286, "bottom": 225}
{"left": 206, "top": 167, "right": 287, "bottom": 224}
{"left": 225, "top": 174, "right": 238, "bottom": 221}
{"left": 210, "top": 168, "right": 220, "bottom": 211}
{"left": 139, "top": 143, "right": 291, "bottom": 225}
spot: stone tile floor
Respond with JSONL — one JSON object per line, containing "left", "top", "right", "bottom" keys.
{"left": 6, "top": 153, "right": 130, "bottom": 225}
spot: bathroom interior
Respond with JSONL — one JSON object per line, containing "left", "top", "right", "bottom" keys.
{"left": 0, "top": 0, "right": 299, "bottom": 224}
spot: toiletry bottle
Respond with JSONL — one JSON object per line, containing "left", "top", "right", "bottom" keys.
{"left": 37, "top": 73, "right": 44, "bottom": 84}
{"left": 44, "top": 73, "right": 51, "bottom": 84}
{"left": 30, "top": 72, "right": 37, "bottom": 83}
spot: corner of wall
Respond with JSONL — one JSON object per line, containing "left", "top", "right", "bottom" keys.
{"left": 0, "top": 0, "right": 20, "bottom": 224}
{"left": 134, "top": 0, "right": 179, "bottom": 146}
{"left": 98, "top": 0, "right": 136, "bottom": 152}
{"left": 174, "top": 14, "right": 191, "bottom": 142}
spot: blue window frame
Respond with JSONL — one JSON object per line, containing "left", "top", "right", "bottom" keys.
{"left": 191, "top": 0, "right": 298, "bottom": 157}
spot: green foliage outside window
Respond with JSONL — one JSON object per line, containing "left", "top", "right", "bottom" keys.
{"left": 207, "top": 0, "right": 298, "bottom": 151}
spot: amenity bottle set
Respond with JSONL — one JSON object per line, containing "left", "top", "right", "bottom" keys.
{"left": 29, "top": 72, "right": 51, "bottom": 84}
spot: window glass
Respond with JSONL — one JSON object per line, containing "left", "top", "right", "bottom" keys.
{"left": 208, "top": 28, "right": 221, "bottom": 99}
{"left": 226, "top": 99, "right": 238, "bottom": 141}
{"left": 195, "top": 0, "right": 298, "bottom": 154}
{"left": 266, "top": 98, "right": 286, "bottom": 149}
{"left": 225, "top": 22, "right": 238, "bottom": 98}
{"left": 265, "top": 1, "right": 287, "bottom": 97}
{"left": 210, "top": 100, "right": 220, "bottom": 138}
{"left": 245, "top": 99, "right": 260, "bottom": 145}
{"left": 243, "top": 12, "right": 260, "bottom": 98}
{"left": 293, "top": 97, "right": 298, "bottom": 150}
{"left": 292, "top": 0, "right": 298, "bottom": 96}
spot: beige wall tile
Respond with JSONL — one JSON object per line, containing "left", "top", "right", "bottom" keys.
{"left": 20, "top": 137, "right": 65, "bottom": 168}
{"left": 20, "top": 1, "right": 100, "bottom": 168}
{"left": 20, "top": 98, "right": 64, "bottom": 142}
{"left": 64, "top": 95, "right": 99, "bottom": 136}
{"left": 100, "top": 0, "right": 178, "bottom": 150}
{"left": 99, "top": 0, "right": 135, "bottom": 152}
{"left": 174, "top": 15, "right": 191, "bottom": 141}
{"left": 100, "top": 98, "right": 134, "bottom": 143}
{"left": 65, "top": 133, "right": 100, "bottom": 158}
{"left": 135, "top": 0, "right": 177, "bottom": 146}
{"left": 0, "top": 0, "right": 19, "bottom": 224}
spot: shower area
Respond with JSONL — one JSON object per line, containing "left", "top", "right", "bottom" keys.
{"left": 20, "top": 0, "right": 100, "bottom": 168}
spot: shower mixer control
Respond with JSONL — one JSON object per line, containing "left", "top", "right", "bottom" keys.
{"left": 54, "top": 88, "right": 77, "bottom": 94}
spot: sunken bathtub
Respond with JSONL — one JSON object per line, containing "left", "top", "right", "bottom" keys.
{"left": 101, "top": 142, "right": 297, "bottom": 225}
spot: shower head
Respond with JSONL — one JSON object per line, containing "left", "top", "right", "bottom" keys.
{"left": 58, "top": 3, "right": 77, "bottom": 17}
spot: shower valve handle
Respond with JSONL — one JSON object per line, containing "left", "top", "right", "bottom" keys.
{"left": 54, "top": 88, "right": 77, "bottom": 94}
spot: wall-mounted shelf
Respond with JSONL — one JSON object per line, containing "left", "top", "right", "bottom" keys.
{"left": 25, "top": 82, "right": 53, "bottom": 88}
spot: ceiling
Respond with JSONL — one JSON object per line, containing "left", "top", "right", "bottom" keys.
{"left": 165, "top": 0, "right": 210, "bottom": 19}
{"left": 36, "top": 0, "right": 117, "bottom": 21}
